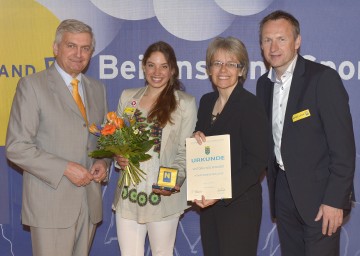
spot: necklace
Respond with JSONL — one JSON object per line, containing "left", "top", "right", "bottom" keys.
{"left": 211, "top": 113, "right": 220, "bottom": 125}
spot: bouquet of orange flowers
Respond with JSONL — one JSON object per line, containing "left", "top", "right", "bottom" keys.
{"left": 89, "top": 112, "right": 154, "bottom": 188}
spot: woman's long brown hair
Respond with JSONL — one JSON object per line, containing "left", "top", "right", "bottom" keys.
{"left": 142, "top": 41, "right": 182, "bottom": 127}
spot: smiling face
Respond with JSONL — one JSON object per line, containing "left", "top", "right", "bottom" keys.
{"left": 53, "top": 32, "right": 93, "bottom": 77}
{"left": 261, "top": 18, "right": 301, "bottom": 77}
{"left": 143, "top": 51, "right": 174, "bottom": 92}
{"left": 208, "top": 49, "right": 243, "bottom": 92}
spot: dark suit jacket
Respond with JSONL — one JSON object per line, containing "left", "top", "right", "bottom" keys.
{"left": 256, "top": 55, "right": 355, "bottom": 224}
{"left": 195, "top": 83, "right": 268, "bottom": 204}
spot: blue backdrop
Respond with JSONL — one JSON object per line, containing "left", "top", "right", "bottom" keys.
{"left": 1, "top": 0, "right": 359, "bottom": 255}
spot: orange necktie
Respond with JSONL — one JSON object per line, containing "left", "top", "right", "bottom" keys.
{"left": 71, "top": 78, "right": 88, "bottom": 124}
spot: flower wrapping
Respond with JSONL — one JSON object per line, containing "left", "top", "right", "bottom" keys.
{"left": 89, "top": 111, "right": 155, "bottom": 188}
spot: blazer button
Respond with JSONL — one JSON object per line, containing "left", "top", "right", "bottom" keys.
{"left": 83, "top": 123, "right": 87, "bottom": 127}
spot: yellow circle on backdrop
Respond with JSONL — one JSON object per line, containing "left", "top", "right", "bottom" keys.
{"left": 0, "top": 0, "right": 59, "bottom": 145}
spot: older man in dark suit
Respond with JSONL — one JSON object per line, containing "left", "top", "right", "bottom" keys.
{"left": 256, "top": 10, "right": 355, "bottom": 256}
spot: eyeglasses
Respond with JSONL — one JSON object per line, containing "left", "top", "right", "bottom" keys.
{"left": 210, "top": 61, "right": 243, "bottom": 69}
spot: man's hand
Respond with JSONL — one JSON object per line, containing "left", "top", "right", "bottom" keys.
{"left": 315, "top": 204, "right": 343, "bottom": 236}
{"left": 64, "top": 162, "right": 93, "bottom": 187}
{"left": 91, "top": 159, "right": 108, "bottom": 183}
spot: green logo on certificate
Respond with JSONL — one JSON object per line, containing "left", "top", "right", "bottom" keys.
{"left": 205, "top": 146, "right": 210, "bottom": 155}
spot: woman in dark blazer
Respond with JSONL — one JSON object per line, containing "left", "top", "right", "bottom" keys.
{"left": 193, "top": 37, "right": 268, "bottom": 256}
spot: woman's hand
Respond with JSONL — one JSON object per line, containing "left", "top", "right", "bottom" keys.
{"left": 152, "top": 185, "right": 180, "bottom": 196}
{"left": 194, "top": 195, "right": 219, "bottom": 208}
{"left": 193, "top": 131, "right": 206, "bottom": 145}
{"left": 114, "top": 155, "right": 129, "bottom": 170}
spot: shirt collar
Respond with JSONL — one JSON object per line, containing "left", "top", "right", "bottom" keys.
{"left": 267, "top": 54, "right": 298, "bottom": 83}
{"left": 54, "top": 61, "right": 82, "bottom": 86}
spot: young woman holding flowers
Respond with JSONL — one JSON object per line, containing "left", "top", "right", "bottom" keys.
{"left": 113, "top": 41, "right": 197, "bottom": 256}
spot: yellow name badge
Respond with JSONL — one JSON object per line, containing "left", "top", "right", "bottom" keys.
{"left": 292, "top": 109, "right": 311, "bottom": 122}
{"left": 123, "top": 107, "right": 136, "bottom": 116}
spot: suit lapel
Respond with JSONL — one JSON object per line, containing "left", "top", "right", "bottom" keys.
{"left": 132, "top": 87, "right": 147, "bottom": 104}
{"left": 264, "top": 79, "right": 274, "bottom": 123}
{"left": 47, "top": 65, "right": 84, "bottom": 121}
{"left": 82, "top": 75, "right": 98, "bottom": 124}
{"left": 160, "top": 91, "right": 181, "bottom": 157}
{"left": 282, "top": 56, "right": 306, "bottom": 135}
{"left": 201, "top": 91, "right": 218, "bottom": 135}
{"left": 120, "top": 87, "right": 147, "bottom": 116}
{"left": 210, "top": 85, "right": 241, "bottom": 133}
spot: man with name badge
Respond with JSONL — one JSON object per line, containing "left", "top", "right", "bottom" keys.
{"left": 256, "top": 10, "right": 355, "bottom": 256}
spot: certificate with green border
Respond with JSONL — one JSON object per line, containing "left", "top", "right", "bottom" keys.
{"left": 186, "top": 134, "right": 232, "bottom": 200}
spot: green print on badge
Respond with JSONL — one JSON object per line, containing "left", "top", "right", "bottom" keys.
{"left": 123, "top": 188, "right": 161, "bottom": 206}
{"left": 137, "top": 192, "right": 148, "bottom": 206}
{"left": 149, "top": 192, "right": 161, "bottom": 205}
{"left": 129, "top": 188, "right": 138, "bottom": 203}
{"left": 121, "top": 187, "right": 129, "bottom": 199}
